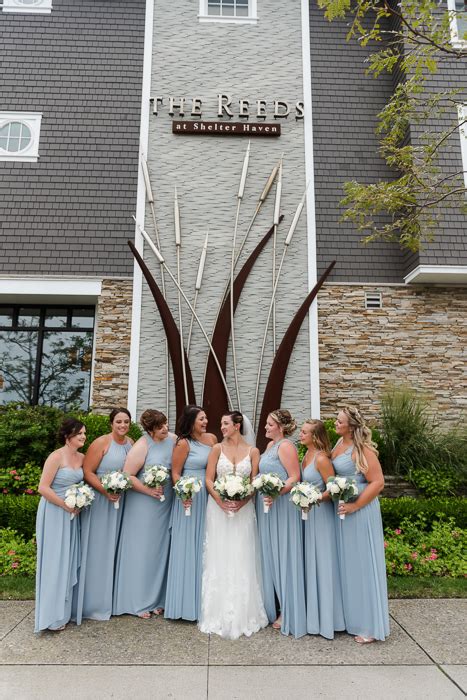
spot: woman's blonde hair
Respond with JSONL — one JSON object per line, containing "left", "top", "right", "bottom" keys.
{"left": 302, "top": 419, "right": 331, "bottom": 457}
{"left": 341, "top": 406, "right": 378, "bottom": 474}
{"left": 269, "top": 409, "right": 297, "bottom": 437}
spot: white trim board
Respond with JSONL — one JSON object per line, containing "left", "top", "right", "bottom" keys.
{"left": 0, "top": 277, "right": 102, "bottom": 302}
{"left": 404, "top": 265, "right": 467, "bottom": 285}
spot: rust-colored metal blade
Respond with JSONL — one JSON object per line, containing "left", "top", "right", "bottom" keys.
{"left": 128, "top": 240, "right": 196, "bottom": 417}
{"left": 256, "top": 261, "right": 336, "bottom": 452}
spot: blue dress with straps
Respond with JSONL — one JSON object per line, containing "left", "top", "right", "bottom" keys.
{"left": 75, "top": 438, "right": 132, "bottom": 623}
{"left": 113, "top": 434, "right": 174, "bottom": 616}
{"left": 164, "top": 439, "right": 211, "bottom": 621}
{"left": 302, "top": 455, "right": 345, "bottom": 639}
{"left": 256, "top": 439, "right": 306, "bottom": 638}
{"left": 35, "top": 466, "right": 82, "bottom": 632}
{"left": 332, "top": 444, "right": 390, "bottom": 640}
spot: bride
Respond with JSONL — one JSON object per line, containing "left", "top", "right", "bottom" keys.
{"left": 199, "top": 411, "right": 268, "bottom": 639}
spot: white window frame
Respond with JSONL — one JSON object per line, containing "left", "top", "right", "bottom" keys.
{"left": 459, "top": 104, "right": 467, "bottom": 188}
{"left": 447, "top": 0, "right": 467, "bottom": 48}
{"left": 199, "top": 0, "right": 258, "bottom": 25}
{"left": 0, "top": 112, "right": 42, "bottom": 163}
{"left": 2, "top": 0, "right": 52, "bottom": 13}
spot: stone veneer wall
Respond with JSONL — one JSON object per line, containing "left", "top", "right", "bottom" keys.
{"left": 318, "top": 285, "right": 467, "bottom": 425}
{"left": 91, "top": 279, "right": 133, "bottom": 413}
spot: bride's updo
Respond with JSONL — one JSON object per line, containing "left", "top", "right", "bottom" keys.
{"left": 269, "top": 409, "right": 297, "bottom": 437}
{"left": 223, "top": 411, "right": 244, "bottom": 434}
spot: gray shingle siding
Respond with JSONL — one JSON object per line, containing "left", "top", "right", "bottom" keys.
{"left": 0, "top": 0, "right": 145, "bottom": 278}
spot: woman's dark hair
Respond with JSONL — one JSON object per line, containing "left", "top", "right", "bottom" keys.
{"left": 110, "top": 407, "right": 131, "bottom": 424}
{"left": 58, "top": 418, "right": 85, "bottom": 445}
{"left": 140, "top": 409, "right": 167, "bottom": 433}
{"left": 176, "top": 405, "right": 205, "bottom": 443}
{"left": 222, "top": 411, "right": 244, "bottom": 435}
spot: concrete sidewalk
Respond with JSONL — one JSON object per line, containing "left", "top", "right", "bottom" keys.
{"left": 1, "top": 599, "right": 465, "bottom": 699}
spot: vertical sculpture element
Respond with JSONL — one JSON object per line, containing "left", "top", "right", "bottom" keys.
{"left": 128, "top": 241, "right": 196, "bottom": 417}
{"left": 203, "top": 217, "right": 284, "bottom": 439}
{"left": 256, "top": 261, "right": 336, "bottom": 452}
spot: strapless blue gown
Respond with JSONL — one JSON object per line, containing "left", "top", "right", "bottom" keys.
{"left": 164, "top": 439, "right": 211, "bottom": 621}
{"left": 302, "top": 456, "right": 344, "bottom": 639}
{"left": 256, "top": 439, "right": 306, "bottom": 638}
{"left": 35, "top": 467, "right": 82, "bottom": 632}
{"left": 75, "top": 439, "right": 132, "bottom": 623}
{"left": 332, "top": 445, "right": 390, "bottom": 640}
{"left": 113, "top": 434, "right": 174, "bottom": 616}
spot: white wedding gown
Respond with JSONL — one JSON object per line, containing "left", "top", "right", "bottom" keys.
{"left": 199, "top": 449, "right": 269, "bottom": 639}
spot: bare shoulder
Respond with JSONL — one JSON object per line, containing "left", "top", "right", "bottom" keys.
{"left": 174, "top": 437, "right": 190, "bottom": 453}
{"left": 279, "top": 440, "right": 297, "bottom": 456}
{"left": 44, "top": 447, "right": 64, "bottom": 469}
{"left": 205, "top": 433, "right": 218, "bottom": 447}
{"left": 250, "top": 446, "right": 260, "bottom": 458}
{"left": 316, "top": 451, "right": 332, "bottom": 468}
{"left": 87, "top": 433, "right": 112, "bottom": 454}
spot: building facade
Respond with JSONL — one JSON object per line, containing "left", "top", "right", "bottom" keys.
{"left": 1, "top": 0, "right": 466, "bottom": 430}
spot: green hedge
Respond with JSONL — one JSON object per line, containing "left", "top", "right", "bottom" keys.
{"left": 0, "top": 495, "right": 40, "bottom": 540}
{"left": 380, "top": 497, "right": 467, "bottom": 530}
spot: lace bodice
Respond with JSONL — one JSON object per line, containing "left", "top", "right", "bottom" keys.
{"left": 216, "top": 448, "right": 252, "bottom": 479}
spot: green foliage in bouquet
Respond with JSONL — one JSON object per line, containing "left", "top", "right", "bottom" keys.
{"left": 0, "top": 528, "right": 36, "bottom": 577}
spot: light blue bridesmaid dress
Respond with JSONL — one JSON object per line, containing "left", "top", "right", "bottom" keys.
{"left": 302, "top": 456, "right": 345, "bottom": 639}
{"left": 75, "top": 439, "right": 132, "bottom": 623}
{"left": 332, "top": 445, "right": 390, "bottom": 640}
{"left": 35, "top": 466, "right": 82, "bottom": 632}
{"left": 112, "top": 434, "right": 174, "bottom": 616}
{"left": 164, "top": 439, "right": 211, "bottom": 621}
{"left": 256, "top": 439, "right": 306, "bottom": 638}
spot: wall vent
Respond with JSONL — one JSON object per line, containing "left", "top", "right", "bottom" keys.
{"left": 364, "top": 291, "right": 383, "bottom": 309}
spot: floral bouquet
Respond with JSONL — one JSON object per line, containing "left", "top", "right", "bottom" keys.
{"left": 326, "top": 476, "right": 358, "bottom": 520}
{"left": 251, "top": 472, "right": 285, "bottom": 514}
{"left": 290, "top": 482, "right": 322, "bottom": 520}
{"left": 214, "top": 473, "right": 253, "bottom": 518}
{"left": 100, "top": 470, "right": 132, "bottom": 509}
{"left": 64, "top": 481, "right": 95, "bottom": 520}
{"left": 173, "top": 475, "right": 203, "bottom": 516}
{"left": 142, "top": 465, "right": 170, "bottom": 502}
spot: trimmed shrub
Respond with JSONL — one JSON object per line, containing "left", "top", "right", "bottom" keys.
{"left": 380, "top": 497, "right": 467, "bottom": 531}
{"left": 76, "top": 412, "right": 142, "bottom": 452}
{"left": 0, "top": 463, "right": 42, "bottom": 496}
{"left": 0, "top": 495, "right": 40, "bottom": 540}
{"left": 0, "top": 403, "right": 63, "bottom": 470}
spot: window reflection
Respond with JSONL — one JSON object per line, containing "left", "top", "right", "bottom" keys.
{"left": 0, "top": 330, "right": 38, "bottom": 404}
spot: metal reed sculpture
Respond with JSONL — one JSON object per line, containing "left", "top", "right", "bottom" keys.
{"left": 133, "top": 150, "right": 336, "bottom": 442}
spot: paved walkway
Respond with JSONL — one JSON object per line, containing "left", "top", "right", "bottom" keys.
{"left": 1, "top": 599, "right": 465, "bottom": 699}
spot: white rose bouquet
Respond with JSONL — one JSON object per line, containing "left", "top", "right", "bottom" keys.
{"left": 142, "top": 465, "right": 170, "bottom": 502}
{"left": 326, "top": 476, "right": 358, "bottom": 520}
{"left": 290, "top": 482, "right": 322, "bottom": 520}
{"left": 64, "top": 481, "right": 95, "bottom": 520}
{"left": 251, "top": 472, "right": 285, "bottom": 514}
{"left": 100, "top": 470, "right": 132, "bottom": 509}
{"left": 214, "top": 473, "right": 254, "bottom": 518}
{"left": 173, "top": 475, "right": 203, "bottom": 516}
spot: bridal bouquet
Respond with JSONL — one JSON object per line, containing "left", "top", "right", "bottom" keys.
{"left": 290, "top": 482, "right": 322, "bottom": 520}
{"left": 64, "top": 481, "right": 95, "bottom": 520}
{"left": 214, "top": 474, "right": 253, "bottom": 518}
{"left": 326, "top": 476, "right": 358, "bottom": 520}
{"left": 101, "top": 470, "right": 132, "bottom": 509}
{"left": 173, "top": 475, "right": 203, "bottom": 516}
{"left": 142, "top": 465, "right": 170, "bottom": 502}
{"left": 251, "top": 472, "right": 285, "bottom": 514}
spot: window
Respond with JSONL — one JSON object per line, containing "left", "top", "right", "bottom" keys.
{"left": 0, "top": 113, "right": 42, "bottom": 162}
{"left": 199, "top": 0, "right": 257, "bottom": 23}
{"left": 448, "top": 0, "right": 467, "bottom": 46}
{"left": 2, "top": 0, "right": 52, "bottom": 13}
{"left": 0, "top": 305, "right": 95, "bottom": 410}
{"left": 459, "top": 105, "right": 467, "bottom": 188}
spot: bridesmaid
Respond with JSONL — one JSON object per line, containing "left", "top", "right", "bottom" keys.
{"left": 256, "top": 409, "right": 306, "bottom": 638}
{"left": 35, "top": 418, "right": 85, "bottom": 633}
{"left": 332, "top": 406, "right": 389, "bottom": 643}
{"left": 164, "top": 405, "right": 217, "bottom": 621}
{"left": 300, "top": 419, "right": 345, "bottom": 639}
{"left": 113, "top": 409, "right": 175, "bottom": 618}
{"left": 75, "top": 408, "right": 133, "bottom": 624}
